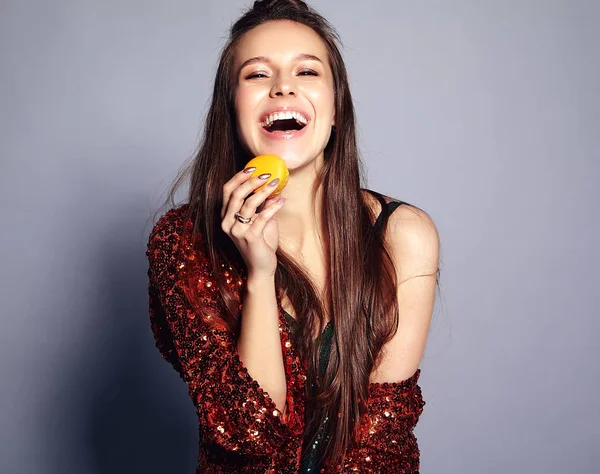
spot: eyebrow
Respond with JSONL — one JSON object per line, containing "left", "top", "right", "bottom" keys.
{"left": 237, "top": 53, "right": 323, "bottom": 74}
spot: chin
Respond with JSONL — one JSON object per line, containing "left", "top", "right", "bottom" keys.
{"left": 273, "top": 150, "right": 320, "bottom": 171}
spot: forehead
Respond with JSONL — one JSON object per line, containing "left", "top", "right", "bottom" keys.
{"left": 234, "top": 20, "right": 330, "bottom": 67}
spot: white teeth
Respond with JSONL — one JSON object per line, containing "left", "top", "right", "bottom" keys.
{"left": 261, "top": 111, "right": 309, "bottom": 127}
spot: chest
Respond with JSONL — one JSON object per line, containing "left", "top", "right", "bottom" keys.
{"left": 278, "top": 251, "right": 329, "bottom": 338}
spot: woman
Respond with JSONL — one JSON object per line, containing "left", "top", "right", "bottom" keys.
{"left": 147, "top": 1, "right": 440, "bottom": 472}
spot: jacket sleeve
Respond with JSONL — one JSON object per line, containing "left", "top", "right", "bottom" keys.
{"left": 146, "top": 208, "right": 305, "bottom": 456}
{"left": 331, "top": 370, "right": 425, "bottom": 473}
{"left": 148, "top": 274, "right": 183, "bottom": 376}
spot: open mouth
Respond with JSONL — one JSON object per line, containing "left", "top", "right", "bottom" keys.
{"left": 265, "top": 118, "right": 306, "bottom": 133}
{"left": 261, "top": 112, "right": 309, "bottom": 134}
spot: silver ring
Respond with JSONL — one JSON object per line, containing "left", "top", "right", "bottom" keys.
{"left": 235, "top": 211, "right": 252, "bottom": 224}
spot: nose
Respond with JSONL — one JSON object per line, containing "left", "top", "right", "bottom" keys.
{"left": 270, "top": 76, "right": 297, "bottom": 98}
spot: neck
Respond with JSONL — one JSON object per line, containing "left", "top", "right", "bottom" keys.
{"left": 275, "top": 158, "right": 325, "bottom": 256}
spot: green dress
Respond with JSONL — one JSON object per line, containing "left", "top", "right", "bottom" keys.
{"left": 283, "top": 196, "right": 404, "bottom": 472}
{"left": 283, "top": 312, "right": 333, "bottom": 472}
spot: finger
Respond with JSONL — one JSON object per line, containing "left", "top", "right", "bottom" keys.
{"left": 221, "top": 167, "right": 256, "bottom": 219}
{"left": 258, "top": 195, "right": 282, "bottom": 213}
{"left": 224, "top": 173, "right": 271, "bottom": 223}
{"left": 238, "top": 177, "right": 281, "bottom": 218}
{"left": 246, "top": 197, "right": 286, "bottom": 237}
{"left": 230, "top": 216, "right": 255, "bottom": 239}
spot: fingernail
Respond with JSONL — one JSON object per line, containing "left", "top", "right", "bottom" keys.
{"left": 268, "top": 178, "right": 280, "bottom": 187}
{"left": 258, "top": 173, "right": 271, "bottom": 180}
{"left": 243, "top": 167, "right": 256, "bottom": 174}
{"left": 277, "top": 197, "right": 286, "bottom": 204}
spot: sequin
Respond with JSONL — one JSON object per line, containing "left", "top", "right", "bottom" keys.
{"left": 147, "top": 205, "right": 425, "bottom": 473}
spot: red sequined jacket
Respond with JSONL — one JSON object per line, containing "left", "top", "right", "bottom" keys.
{"left": 146, "top": 205, "right": 425, "bottom": 473}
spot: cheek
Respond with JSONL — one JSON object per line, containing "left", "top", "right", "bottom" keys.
{"left": 234, "top": 91, "right": 250, "bottom": 122}
{"left": 233, "top": 90, "right": 264, "bottom": 156}
{"left": 313, "top": 85, "right": 335, "bottom": 116}
{"left": 235, "top": 88, "right": 264, "bottom": 128}
{"left": 314, "top": 96, "right": 336, "bottom": 129}
{"left": 234, "top": 92, "right": 254, "bottom": 138}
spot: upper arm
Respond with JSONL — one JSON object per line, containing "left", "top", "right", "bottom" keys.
{"left": 369, "top": 204, "right": 440, "bottom": 384}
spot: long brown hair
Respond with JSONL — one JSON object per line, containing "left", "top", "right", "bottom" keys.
{"left": 160, "top": 0, "right": 430, "bottom": 467}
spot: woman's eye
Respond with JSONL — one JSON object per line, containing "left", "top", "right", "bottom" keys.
{"left": 246, "top": 72, "right": 268, "bottom": 79}
{"left": 298, "top": 69, "right": 318, "bottom": 76}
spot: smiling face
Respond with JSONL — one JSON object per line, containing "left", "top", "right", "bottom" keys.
{"left": 233, "top": 20, "right": 336, "bottom": 170}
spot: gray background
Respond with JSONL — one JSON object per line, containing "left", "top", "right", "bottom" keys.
{"left": 1, "top": 1, "right": 598, "bottom": 473}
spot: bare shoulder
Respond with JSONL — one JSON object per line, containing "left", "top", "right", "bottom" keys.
{"left": 362, "top": 189, "right": 439, "bottom": 246}
{"left": 386, "top": 202, "right": 440, "bottom": 281}
{"left": 387, "top": 201, "right": 438, "bottom": 240}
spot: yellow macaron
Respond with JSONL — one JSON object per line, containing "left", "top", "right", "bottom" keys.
{"left": 244, "top": 154, "right": 289, "bottom": 196}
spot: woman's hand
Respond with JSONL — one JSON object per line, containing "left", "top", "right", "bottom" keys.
{"left": 220, "top": 168, "right": 286, "bottom": 279}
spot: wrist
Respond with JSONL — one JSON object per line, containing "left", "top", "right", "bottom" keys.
{"left": 245, "top": 272, "right": 276, "bottom": 292}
